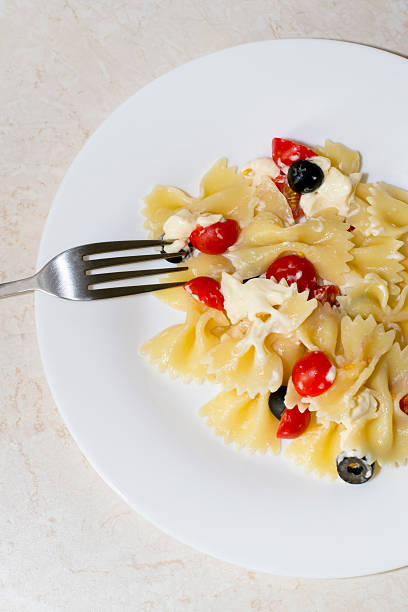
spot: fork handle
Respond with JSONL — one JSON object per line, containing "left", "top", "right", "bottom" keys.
{"left": 0, "top": 275, "right": 39, "bottom": 298}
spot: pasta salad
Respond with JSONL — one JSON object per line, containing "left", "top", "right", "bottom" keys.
{"left": 141, "top": 138, "right": 408, "bottom": 484}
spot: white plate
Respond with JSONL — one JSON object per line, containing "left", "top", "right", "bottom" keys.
{"left": 36, "top": 40, "right": 408, "bottom": 578}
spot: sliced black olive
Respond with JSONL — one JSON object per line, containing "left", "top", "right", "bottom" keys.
{"left": 268, "top": 386, "right": 287, "bottom": 420}
{"left": 243, "top": 276, "right": 259, "bottom": 284}
{"left": 160, "top": 238, "right": 192, "bottom": 264}
{"left": 287, "top": 160, "right": 324, "bottom": 194}
{"left": 336, "top": 452, "right": 375, "bottom": 484}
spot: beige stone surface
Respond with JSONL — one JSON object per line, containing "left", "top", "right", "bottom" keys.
{"left": 1, "top": 0, "right": 408, "bottom": 610}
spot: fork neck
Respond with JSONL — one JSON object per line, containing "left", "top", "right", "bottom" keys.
{"left": 0, "top": 275, "right": 39, "bottom": 299}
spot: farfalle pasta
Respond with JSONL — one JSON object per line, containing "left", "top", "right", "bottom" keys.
{"left": 141, "top": 137, "right": 408, "bottom": 484}
{"left": 200, "top": 390, "right": 281, "bottom": 454}
{"left": 230, "top": 211, "right": 354, "bottom": 285}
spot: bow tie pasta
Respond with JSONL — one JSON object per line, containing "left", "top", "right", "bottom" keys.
{"left": 141, "top": 138, "right": 408, "bottom": 484}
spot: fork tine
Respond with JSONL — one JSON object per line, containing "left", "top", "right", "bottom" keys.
{"left": 88, "top": 266, "right": 188, "bottom": 286}
{"left": 84, "top": 252, "right": 185, "bottom": 270}
{"left": 89, "top": 281, "right": 186, "bottom": 299}
{"left": 81, "top": 240, "right": 171, "bottom": 255}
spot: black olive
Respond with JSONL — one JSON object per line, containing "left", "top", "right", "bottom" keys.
{"left": 160, "top": 239, "right": 192, "bottom": 264}
{"left": 268, "top": 386, "right": 287, "bottom": 420}
{"left": 243, "top": 276, "right": 259, "bottom": 284}
{"left": 287, "top": 160, "right": 324, "bottom": 194}
{"left": 336, "top": 452, "right": 375, "bottom": 484}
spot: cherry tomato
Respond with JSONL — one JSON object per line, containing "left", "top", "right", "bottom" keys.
{"left": 292, "top": 351, "right": 336, "bottom": 397}
{"left": 273, "top": 174, "right": 304, "bottom": 220}
{"left": 310, "top": 284, "right": 340, "bottom": 306}
{"left": 399, "top": 394, "right": 408, "bottom": 415}
{"left": 276, "top": 405, "right": 311, "bottom": 439}
{"left": 272, "top": 138, "right": 316, "bottom": 171}
{"left": 283, "top": 183, "right": 304, "bottom": 219}
{"left": 184, "top": 276, "right": 224, "bottom": 310}
{"left": 189, "top": 219, "right": 240, "bottom": 255}
{"left": 272, "top": 173, "right": 287, "bottom": 193}
{"left": 266, "top": 254, "right": 318, "bottom": 293}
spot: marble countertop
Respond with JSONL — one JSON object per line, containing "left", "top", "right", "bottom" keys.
{"left": 1, "top": 1, "right": 408, "bottom": 610}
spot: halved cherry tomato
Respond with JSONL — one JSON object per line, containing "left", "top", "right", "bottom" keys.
{"left": 272, "top": 138, "right": 316, "bottom": 171}
{"left": 184, "top": 276, "right": 224, "bottom": 310}
{"left": 400, "top": 394, "right": 408, "bottom": 415}
{"left": 283, "top": 183, "right": 304, "bottom": 219}
{"left": 189, "top": 219, "right": 239, "bottom": 255}
{"left": 266, "top": 254, "right": 318, "bottom": 293}
{"left": 272, "top": 173, "right": 287, "bottom": 193}
{"left": 310, "top": 284, "right": 340, "bottom": 306}
{"left": 273, "top": 174, "right": 304, "bottom": 220}
{"left": 292, "top": 351, "right": 336, "bottom": 397}
{"left": 276, "top": 405, "right": 311, "bottom": 439}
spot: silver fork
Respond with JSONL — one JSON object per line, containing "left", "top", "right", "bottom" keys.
{"left": 0, "top": 240, "right": 188, "bottom": 300}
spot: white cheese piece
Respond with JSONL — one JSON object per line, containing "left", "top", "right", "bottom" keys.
{"left": 300, "top": 156, "right": 360, "bottom": 218}
{"left": 235, "top": 319, "right": 277, "bottom": 364}
{"left": 340, "top": 388, "right": 379, "bottom": 450}
{"left": 221, "top": 273, "right": 293, "bottom": 326}
{"left": 241, "top": 157, "right": 280, "bottom": 186}
{"left": 162, "top": 210, "right": 196, "bottom": 253}
{"left": 326, "top": 365, "right": 336, "bottom": 383}
{"left": 162, "top": 211, "right": 223, "bottom": 253}
{"left": 196, "top": 213, "right": 223, "bottom": 228}
{"left": 309, "top": 155, "right": 331, "bottom": 174}
{"left": 350, "top": 389, "right": 378, "bottom": 422}
{"left": 220, "top": 272, "right": 315, "bottom": 334}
